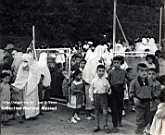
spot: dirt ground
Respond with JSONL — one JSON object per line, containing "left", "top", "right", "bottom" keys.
{"left": 1, "top": 105, "right": 137, "bottom": 135}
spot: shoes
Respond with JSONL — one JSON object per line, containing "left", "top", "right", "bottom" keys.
{"left": 74, "top": 113, "right": 81, "bottom": 121}
{"left": 111, "top": 127, "right": 119, "bottom": 133}
{"left": 122, "top": 110, "right": 126, "bottom": 116}
{"left": 86, "top": 116, "right": 92, "bottom": 120}
{"left": 71, "top": 117, "right": 77, "bottom": 124}
{"left": 135, "top": 128, "right": 144, "bottom": 134}
{"left": 93, "top": 127, "right": 100, "bottom": 132}
{"left": 104, "top": 125, "right": 111, "bottom": 133}
{"left": 17, "top": 117, "right": 24, "bottom": 124}
{"left": 108, "top": 108, "right": 112, "bottom": 114}
{"left": 132, "top": 106, "right": 136, "bottom": 112}
{"left": 143, "top": 127, "right": 150, "bottom": 135}
{"left": 118, "top": 123, "right": 123, "bottom": 127}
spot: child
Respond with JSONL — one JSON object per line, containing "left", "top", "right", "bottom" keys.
{"left": 79, "top": 59, "right": 86, "bottom": 72}
{"left": 150, "top": 89, "right": 165, "bottom": 135}
{"left": 126, "top": 67, "right": 136, "bottom": 112}
{"left": 143, "top": 68, "right": 161, "bottom": 134}
{"left": 145, "top": 54, "right": 156, "bottom": 69}
{"left": 0, "top": 72, "right": 11, "bottom": 126}
{"left": 89, "top": 64, "right": 111, "bottom": 133}
{"left": 149, "top": 68, "right": 161, "bottom": 123}
{"left": 154, "top": 50, "right": 161, "bottom": 74}
{"left": 68, "top": 70, "right": 84, "bottom": 124}
{"left": 129, "top": 63, "right": 151, "bottom": 134}
{"left": 71, "top": 55, "right": 81, "bottom": 72}
{"left": 108, "top": 56, "right": 127, "bottom": 133}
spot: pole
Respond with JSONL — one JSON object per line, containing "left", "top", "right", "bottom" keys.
{"left": 0, "top": 101, "right": 2, "bottom": 134}
{"left": 116, "top": 15, "right": 129, "bottom": 45}
{"left": 32, "top": 25, "right": 37, "bottom": 60}
{"left": 68, "top": 48, "right": 71, "bottom": 77}
{"left": 159, "top": 7, "right": 163, "bottom": 49}
{"left": 113, "top": 0, "right": 117, "bottom": 57}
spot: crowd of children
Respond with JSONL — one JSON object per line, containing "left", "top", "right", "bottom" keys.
{"left": 64, "top": 42, "right": 165, "bottom": 134}
{"left": 0, "top": 42, "right": 165, "bottom": 135}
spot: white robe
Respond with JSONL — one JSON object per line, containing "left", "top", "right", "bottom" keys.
{"left": 102, "top": 50, "right": 113, "bottom": 70}
{"left": 114, "top": 43, "right": 125, "bottom": 57}
{"left": 83, "top": 45, "right": 106, "bottom": 84}
{"left": 56, "top": 53, "right": 65, "bottom": 64}
{"left": 12, "top": 52, "right": 23, "bottom": 74}
{"left": 150, "top": 103, "right": 165, "bottom": 135}
{"left": 12, "top": 54, "right": 41, "bottom": 119}
{"left": 38, "top": 52, "right": 51, "bottom": 87}
{"left": 85, "top": 49, "right": 95, "bottom": 61}
{"left": 24, "top": 62, "right": 40, "bottom": 119}
{"left": 148, "top": 38, "right": 158, "bottom": 54}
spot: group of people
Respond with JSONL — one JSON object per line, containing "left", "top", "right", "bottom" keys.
{"left": 0, "top": 40, "right": 165, "bottom": 135}
{"left": 63, "top": 41, "right": 165, "bottom": 135}
{"left": 0, "top": 43, "right": 51, "bottom": 125}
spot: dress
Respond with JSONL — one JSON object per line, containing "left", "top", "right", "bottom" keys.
{"left": 67, "top": 80, "right": 84, "bottom": 109}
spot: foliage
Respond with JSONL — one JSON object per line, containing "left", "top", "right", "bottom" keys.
{"left": 0, "top": 0, "right": 160, "bottom": 48}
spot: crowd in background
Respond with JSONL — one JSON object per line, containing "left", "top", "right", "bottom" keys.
{"left": 0, "top": 39, "right": 165, "bottom": 135}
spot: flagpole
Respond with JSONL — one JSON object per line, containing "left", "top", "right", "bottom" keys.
{"left": 113, "top": 0, "right": 117, "bottom": 57}
{"left": 159, "top": 7, "right": 163, "bottom": 49}
{"left": 32, "top": 25, "right": 37, "bottom": 59}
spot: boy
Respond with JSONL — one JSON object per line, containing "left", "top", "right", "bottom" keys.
{"left": 79, "top": 59, "right": 86, "bottom": 72}
{"left": 108, "top": 56, "right": 127, "bottom": 133}
{"left": 129, "top": 63, "right": 151, "bottom": 134}
{"left": 89, "top": 64, "right": 111, "bottom": 133}
{"left": 148, "top": 68, "right": 161, "bottom": 121}
{"left": 71, "top": 55, "right": 81, "bottom": 72}
{"left": 126, "top": 67, "right": 136, "bottom": 112}
{"left": 143, "top": 68, "right": 161, "bottom": 134}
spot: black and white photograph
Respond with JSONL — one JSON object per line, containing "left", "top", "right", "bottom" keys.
{"left": 0, "top": 0, "right": 165, "bottom": 135}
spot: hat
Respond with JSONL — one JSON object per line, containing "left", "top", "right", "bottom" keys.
{"left": 87, "top": 41, "right": 93, "bottom": 45}
{"left": 4, "top": 44, "right": 14, "bottom": 50}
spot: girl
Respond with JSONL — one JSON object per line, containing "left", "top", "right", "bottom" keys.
{"left": 150, "top": 89, "right": 165, "bottom": 135}
{"left": 68, "top": 70, "right": 84, "bottom": 124}
{"left": 0, "top": 72, "right": 11, "bottom": 126}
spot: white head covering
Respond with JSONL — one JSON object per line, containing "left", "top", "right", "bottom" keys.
{"left": 38, "top": 52, "right": 48, "bottom": 67}
{"left": 148, "top": 38, "right": 158, "bottom": 53}
{"left": 22, "top": 53, "right": 33, "bottom": 66}
{"left": 11, "top": 51, "right": 23, "bottom": 73}
{"left": 12, "top": 53, "right": 33, "bottom": 90}
{"left": 83, "top": 45, "right": 107, "bottom": 84}
{"left": 12, "top": 53, "right": 41, "bottom": 92}
{"left": 142, "top": 38, "right": 148, "bottom": 45}
{"left": 92, "top": 45, "right": 105, "bottom": 60}
{"left": 38, "top": 52, "right": 51, "bottom": 87}
{"left": 56, "top": 50, "right": 65, "bottom": 64}
{"left": 83, "top": 44, "right": 89, "bottom": 49}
